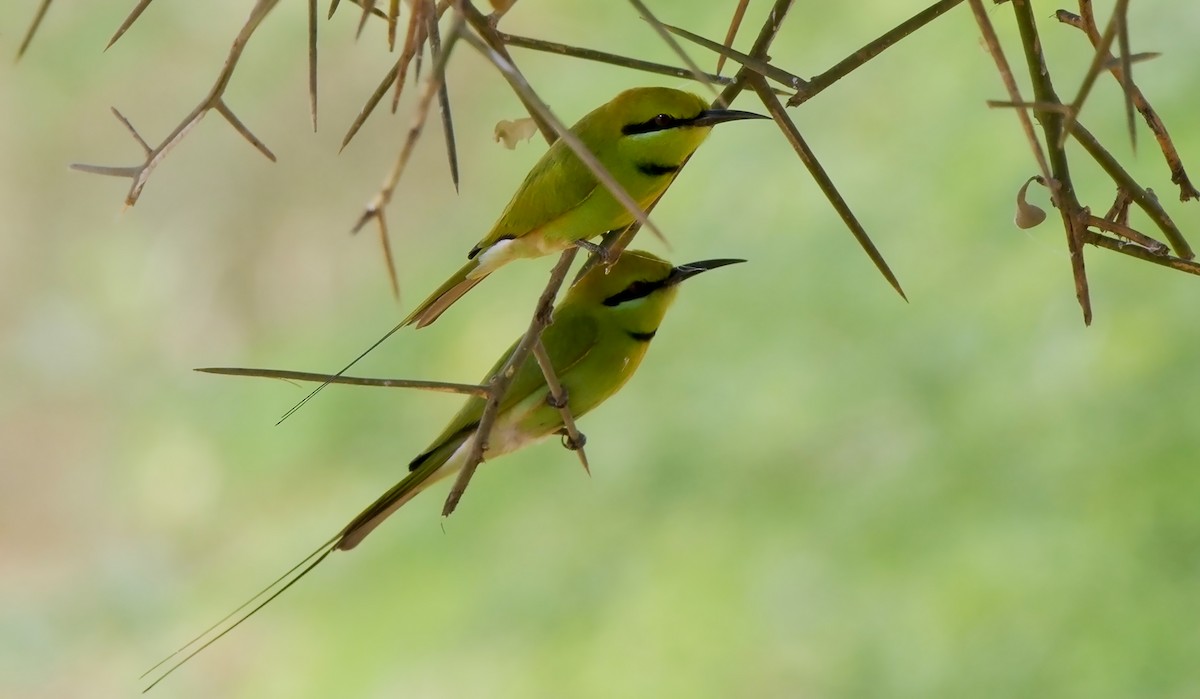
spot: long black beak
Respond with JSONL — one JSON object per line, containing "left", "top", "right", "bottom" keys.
{"left": 690, "top": 109, "right": 769, "bottom": 127}
{"left": 665, "top": 258, "right": 747, "bottom": 287}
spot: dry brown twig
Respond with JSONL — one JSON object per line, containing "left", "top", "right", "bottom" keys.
{"left": 196, "top": 367, "right": 489, "bottom": 396}
{"left": 301, "top": 0, "right": 1200, "bottom": 519}
{"left": 16, "top": 0, "right": 54, "bottom": 60}
{"left": 662, "top": 0, "right": 973, "bottom": 299}
{"left": 70, "top": 0, "right": 283, "bottom": 208}
{"left": 495, "top": 31, "right": 789, "bottom": 94}
{"left": 338, "top": 0, "right": 458, "bottom": 297}
{"left": 972, "top": 0, "right": 1092, "bottom": 323}
{"left": 658, "top": 20, "right": 809, "bottom": 96}
{"left": 627, "top": 0, "right": 724, "bottom": 102}
{"left": 443, "top": 248, "right": 582, "bottom": 516}
{"left": 272, "top": 1, "right": 599, "bottom": 515}
{"left": 642, "top": 6, "right": 907, "bottom": 298}
{"left": 346, "top": 10, "right": 465, "bottom": 299}
{"left": 439, "top": 0, "right": 914, "bottom": 512}
{"left": 1056, "top": 6, "right": 1200, "bottom": 201}
{"left": 1055, "top": 0, "right": 1127, "bottom": 150}
{"left": 715, "top": 0, "right": 751, "bottom": 76}
{"left": 340, "top": 4, "right": 446, "bottom": 150}
{"left": 580, "top": 0, "right": 928, "bottom": 288}
{"left": 975, "top": 0, "right": 1197, "bottom": 326}
{"left": 23, "top": 0, "right": 1199, "bottom": 517}
{"left": 1067, "top": 119, "right": 1190, "bottom": 256}
{"left": 48, "top": 0, "right": 397, "bottom": 211}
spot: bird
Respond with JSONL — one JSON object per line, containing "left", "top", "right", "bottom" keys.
{"left": 145, "top": 250, "right": 745, "bottom": 688}
{"left": 273, "top": 90, "right": 763, "bottom": 426}
{"left": 402, "top": 86, "right": 766, "bottom": 328}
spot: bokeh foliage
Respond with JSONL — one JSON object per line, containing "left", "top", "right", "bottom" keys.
{"left": 2, "top": 1, "right": 1198, "bottom": 697}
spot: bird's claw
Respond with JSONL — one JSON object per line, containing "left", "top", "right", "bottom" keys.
{"left": 546, "top": 389, "right": 569, "bottom": 409}
{"left": 559, "top": 430, "right": 587, "bottom": 451}
{"left": 573, "top": 238, "right": 603, "bottom": 254}
{"left": 573, "top": 239, "right": 615, "bottom": 266}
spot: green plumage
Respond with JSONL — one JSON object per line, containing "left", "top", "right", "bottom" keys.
{"left": 143, "top": 252, "right": 744, "bottom": 683}
{"left": 401, "top": 87, "right": 760, "bottom": 328}
{"left": 339, "top": 250, "right": 687, "bottom": 549}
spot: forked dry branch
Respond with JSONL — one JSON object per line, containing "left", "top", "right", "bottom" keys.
{"left": 1056, "top": 6, "right": 1200, "bottom": 201}
{"left": 17, "top": 0, "right": 1199, "bottom": 511}
{"left": 68, "top": 0, "right": 284, "bottom": 208}
{"left": 975, "top": 0, "right": 1198, "bottom": 325}
{"left": 14, "top": 0, "right": 1200, "bottom": 688}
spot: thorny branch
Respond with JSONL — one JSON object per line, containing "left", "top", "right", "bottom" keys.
{"left": 1054, "top": 0, "right": 1126, "bottom": 151}
{"left": 715, "top": 0, "right": 751, "bottom": 76}
{"left": 791, "top": 0, "right": 965, "bottom": 107}
{"left": 15, "top": 0, "right": 52, "bottom": 60}
{"left": 659, "top": 0, "right": 910, "bottom": 299}
{"left": 70, "top": 0, "right": 282, "bottom": 208}
{"left": 444, "top": 248, "right": 582, "bottom": 516}
{"left": 339, "top": 1, "right": 452, "bottom": 150}
{"left": 456, "top": 24, "right": 672, "bottom": 246}
{"left": 627, "top": 0, "right": 724, "bottom": 102}
{"left": 497, "top": 31, "right": 765, "bottom": 90}
{"left": 974, "top": 0, "right": 1198, "bottom": 325}
{"left": 750, "top": 74, "right": 906, "bottom": 299}
{"left": 533, "top": 338, "right": 590, "bottom": 471}
{"left": 21, "top": 0, "right": 1200, "bottom": 520}
{"left": 349, "top": 11, "right": 465, "bottom": 298}
{"left": 196, "top": 367, "right": 488, "bottom": 396}
{"left": 1014, "top": 0, "right": 1096, "bottom": 323}
{"left": 298, "top": 1, "right": 602, "bottom": 514}
{"left": 1068, "top": 119, "right": 1190, "bottom": 256}
{"left": 1082, "top": 228, "right": 1200, "bottom": 275}
{"left": 107, "top": 0, "right": 159, "bottom": 52}
{"left": 658, "top": 20, "right": 810, "bottom": 95}
{"left": 441, "top": 0, "right": 662, "bottom": 515}
{"left": 574, "top": 0, "right": 800, "bottom": 290}
{"left": 972, "top": 0, "right": 1092, "bottom": 324}
{"left": 440, "top": 0, "right": 937, "bottom": 509}
{"left": 1056, "top": 7, "right": 1200, "bottom": 201}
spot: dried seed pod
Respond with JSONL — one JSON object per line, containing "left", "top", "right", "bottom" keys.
{"left": 493, "top": 117, "right": 538, "bottom": 149}
{"left": 1015, "top": 176, "right": 1047, "bottom": 229}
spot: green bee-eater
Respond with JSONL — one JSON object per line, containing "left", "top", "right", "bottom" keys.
{"left": 404, "top": 86, "right": 766, "bottom": 327}
{"left": 146, "top": 250, "right": 743, "bottom": 687}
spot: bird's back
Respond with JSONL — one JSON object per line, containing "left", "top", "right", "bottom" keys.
{"left": 475, "top": 88, "right": 708, "bottom": 251}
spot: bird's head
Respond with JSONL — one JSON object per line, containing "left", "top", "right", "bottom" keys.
{"left": 568, "top": 249, "right": 745, "bottom": 338}
{"left": 602, "top": 87, "right": 768, "bottom": 173}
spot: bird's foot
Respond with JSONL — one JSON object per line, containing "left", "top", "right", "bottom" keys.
{"left": 534, "top": 302, "right": 554, "bottom": 326}
{"left": 558, "top": 428, "right": 587, "bottom": 451}
{"left": 573, "top": 239, "right": 614, "bottom": 265}
{"left": 545, "top": 388, "right": 569, "bottom": 409}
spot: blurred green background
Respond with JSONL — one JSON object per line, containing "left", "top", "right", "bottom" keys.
{"left": 3, "top": 1, "right": 1199, "bottom": 697}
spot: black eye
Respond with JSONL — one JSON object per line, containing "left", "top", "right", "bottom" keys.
{"left": 621, "top": 113, "right": 679, "bottom": 136}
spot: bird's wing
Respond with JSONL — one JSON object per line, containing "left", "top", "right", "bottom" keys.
{"left": 410, "top": 308, "right": 600, "bottom": 467}
{"left": 474, "top": 126, "right": 606, "bottom": 251}
{"left": 337, "top": 312, "right": 597, "bottom": 550}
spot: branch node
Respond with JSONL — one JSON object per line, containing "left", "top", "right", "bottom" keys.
{"left": 560, "top": 430, "right": 587, "bottom": 451}
{"left": 545, "top": 388, "right": 569, "bottom": 410}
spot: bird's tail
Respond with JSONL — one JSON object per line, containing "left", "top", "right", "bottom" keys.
{"left": 402, "top": 259, "right": 490, "bottom": 328}
{"left": 335, "top": 438, "right": 468, "bottom": 551}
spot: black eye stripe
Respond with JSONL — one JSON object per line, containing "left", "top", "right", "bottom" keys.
{"left": 621, "top": 112, "right": 694, "bottom": 136}
{"left": 602, "top": 278, "right": 665, "bottom": 306}
{"left": 636, "top": 162, "right": 680, "bottom": 177}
